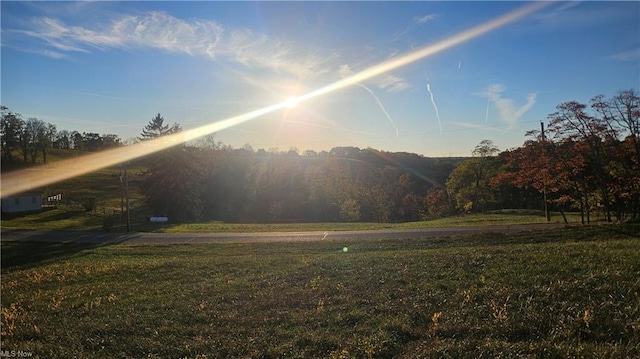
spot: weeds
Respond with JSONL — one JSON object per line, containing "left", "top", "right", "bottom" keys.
{"left": 1, "top": 303, "right": 21, "bottom": 339}
{"left": 490, "top": 297, "right": 509, "bottom": 323}
{"left": 428, "top": 311, "right": 443, "bottom": 337}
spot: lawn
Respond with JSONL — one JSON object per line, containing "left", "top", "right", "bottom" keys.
{"left": 1, "top": 209, "right": 581, "bottom": 233}
{"left": 1, "top": 225, "right": 639, "bottom": 358}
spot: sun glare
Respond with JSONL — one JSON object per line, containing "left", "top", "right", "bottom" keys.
{"left": 283, "top": 96, "right": 300, "bottom": 109}
{"left": 0, "top": 2, "right": 550, "bottom": 198}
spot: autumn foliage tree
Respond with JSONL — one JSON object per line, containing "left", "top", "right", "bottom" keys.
{"left": 591, "top": 89, "right": 640, "bottom": 221}
{"left": 496, "top": 133, "right": 578, "bottom": 223}
{"left": 499, "top": 89, "right": 639, "bottom": 222}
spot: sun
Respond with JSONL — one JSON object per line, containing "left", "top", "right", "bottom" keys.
{"left": 283, "top": 95, "right": 300, "bottom": 109}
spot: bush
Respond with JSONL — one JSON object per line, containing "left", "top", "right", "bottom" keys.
{"left": 80, "top": 196, "right": 97, "bottom": 212}
{"left": 102, "top": 215, "right": 114, "bottom": 232}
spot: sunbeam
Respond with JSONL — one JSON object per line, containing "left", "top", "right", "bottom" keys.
{"left": 1, "top": 2, "right": 549, "bottom": 197}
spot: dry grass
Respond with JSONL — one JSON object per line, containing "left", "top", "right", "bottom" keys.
{"left": 1, "top": 225, "right": 639, "bottom": 358}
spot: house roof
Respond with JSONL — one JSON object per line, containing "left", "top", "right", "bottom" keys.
{"left": 1, "top": 191, "right": 43, "bottom": 199}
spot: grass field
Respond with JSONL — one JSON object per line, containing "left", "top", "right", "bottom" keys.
{"left": 1, "top": 209, "right": 582, "bottom": 233}
{"left": 1, "top": 225, "right": 639, "bottom": 358}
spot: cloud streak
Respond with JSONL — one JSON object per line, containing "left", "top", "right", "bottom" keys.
{"left": 415, "top": 14, "right": 437, "bottom": 25}
{"left": 375, "top": 74, "right": 410, "bottom": 93}
{"left": 481, "top": 84, "right": 537, "bottom": 130}
{"left": 392, "top": 13, "right": 437, "bottom": 42}
{"left": 426, "top": 83, "right": 442, "bottom": 134}
{"left": 356, "top": 83, "right": 399, "bottom": 137}
{"left": 340, "top": 64, "right": 399, "bottom": 136}
{"left": 608, "top": 48, "right": 640, "bottom": 61}
{"left": 11, "top": 11, "right": 334, "bottom": 79}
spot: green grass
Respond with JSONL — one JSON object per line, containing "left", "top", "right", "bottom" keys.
{"left": 2, "top": 225, "right": 639, "bottom": 358}
{"left": 0, "top": 209, "right": 105, "bottom": 231}
{"left": 3, "top": 148, "right": 147, "bottom": 216}
{"left": 2, "top": 210, "right": 583, "bottom": 233}
{"left": 159, "top": 212, "right": 572, "bottom": 233}
{"left": 45, "top": 165, "right": 146, "bottom": 211}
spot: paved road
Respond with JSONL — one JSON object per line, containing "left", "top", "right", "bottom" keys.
{"left": 1, "top": 223, "right": 566, "bottom": 244}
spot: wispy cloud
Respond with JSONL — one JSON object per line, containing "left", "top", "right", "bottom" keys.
{"left": 480, "top": 84, "right": 537, "bottom": 130}
{"left": 534, "top": 1, "right": 582, "bottom": 24}
{"left": 39, "top": 49, "right": 66, "bottom": 59}
{"left": 533, "top": 1, "right": 634, "bottom": 30}
{"left": 608, "top": 48, "right": 640, "bottom": 61}
{"left": 7, "top": 45, "right": 67, "bottom": 59}
{"left": 449, "top": 121, "right": 504, "bottom": 133}
{"left": 414, "top": 14, "right": 437, "bottom": 25}
{"left": 9, "top": 11, "right": 335, "bottom": 79}
{"left": 392, "top": 13, "right": 437, "bottom": 42}
{"left": 375, "top": 74, "right": 410, "bottom": 93}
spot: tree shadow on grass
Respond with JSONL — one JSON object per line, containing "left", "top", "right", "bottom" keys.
{"left": 602, "top": 223, "right": 640, "bottom": 239}
{"left": 1, "top": 230, "right": 140, "bottom": 272}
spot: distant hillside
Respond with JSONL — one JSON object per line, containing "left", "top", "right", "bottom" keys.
{"left": 3, "top": 145, "right": 468, "bottom": 223}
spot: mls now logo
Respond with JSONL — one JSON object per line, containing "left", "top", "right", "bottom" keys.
{"left": 0, "top": 351, "right": 33, "bottom": 358}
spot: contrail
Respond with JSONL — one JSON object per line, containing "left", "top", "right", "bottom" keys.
{"left": 485, "top": 95, "right": 491, "bottom": 123}
{"left": 297, "top": 1, "right": 548, "bottom": 104}
{"left": 340, "top": 65, "right": 398, "bottom": 136}
{"left": 0, "top": 2, "right": 550, "bottom": 197}
{"left": 355, "top": 83, "right": 399, "bottom": 137}
{"left": 426, "top": 83, "right": 442, "bottom": 134}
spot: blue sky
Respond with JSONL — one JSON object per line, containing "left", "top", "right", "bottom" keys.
{"left": 2, "top": 1, "right": 639, "bottom": 157}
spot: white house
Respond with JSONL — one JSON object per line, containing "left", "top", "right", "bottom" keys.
{"left": 1, "top": 192, "right": 43, "bottom": 214}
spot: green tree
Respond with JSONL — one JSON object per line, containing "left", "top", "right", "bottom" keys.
{"left": 394, "top": 173, "right": 421, "bottom": 221}
{"left": 142, "top": 146, "right": 204, "bottom": 222}
{"left": 21, "top": 118, "right": 46, "bottom": 163}
{"left": 446, "top": 140, "right": 500, "bottom": 213}
{"left": 1, "top": 106, "right": 24, "bottom": 163}
{"left": 71, "top": 131, "right": 84, "bottom": 150}
{"left": 54, "top": 130, "right": 72, "bottom": 149}
{"left": 40, "top": 123, "right": 57, "bottom": 163}
{"left": 424, "top": 187, "right": 453, "bottom": 219}
{"left": 139, "top": 116, "right": 203, "bottom": 222}
{"left": 139, "top": 113, "right": 182, "bottom": 141}
{"left": 339, "top": 198, "right": 361, "bottom": 222}
{"left": 100, "top": 134, "right": 122, "bottom": 149}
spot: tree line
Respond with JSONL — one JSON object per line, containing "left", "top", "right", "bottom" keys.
{"left": 136, "top": 114, "right": 461, "bottom": 222}
{"left": 2, "top": 89, "right": 638, "bottom": 223}
{"left": 0, "top": 106, "right": 123, "bottom": 167}
{"left": 497, "top": 89, "right": 640, "bottom": 223}
{"left": 139, "top": 90, "right": 638, "bottom": 223}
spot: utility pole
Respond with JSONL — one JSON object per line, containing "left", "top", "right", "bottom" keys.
{"left": 120, "top": 166, "right": 124, "bottom": 223}
{"left": 541, "top": 121, "right": 551, "bottom": 222}
{"left": 120, "top": 162, "right": 131, "bottom": 232}
{"left": 124, "top": 162, "right": 131, "bottom": 232}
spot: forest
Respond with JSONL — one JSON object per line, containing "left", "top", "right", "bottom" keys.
{"left": 2, "top": 89, "right": 639, "bottom": 224}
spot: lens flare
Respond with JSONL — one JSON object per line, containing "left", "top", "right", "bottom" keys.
{"left": 283, "top": 96, "right": 300, "bottom": 109}
{"left": 0, "top": 2, "right": 549, "bottom": 197}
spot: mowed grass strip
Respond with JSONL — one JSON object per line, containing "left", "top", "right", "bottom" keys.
{"left": 1, "top": 226, "right": 639, "bottom": 358}
{"left": 2, "top": 209, "right": 582, "bottom": 233}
